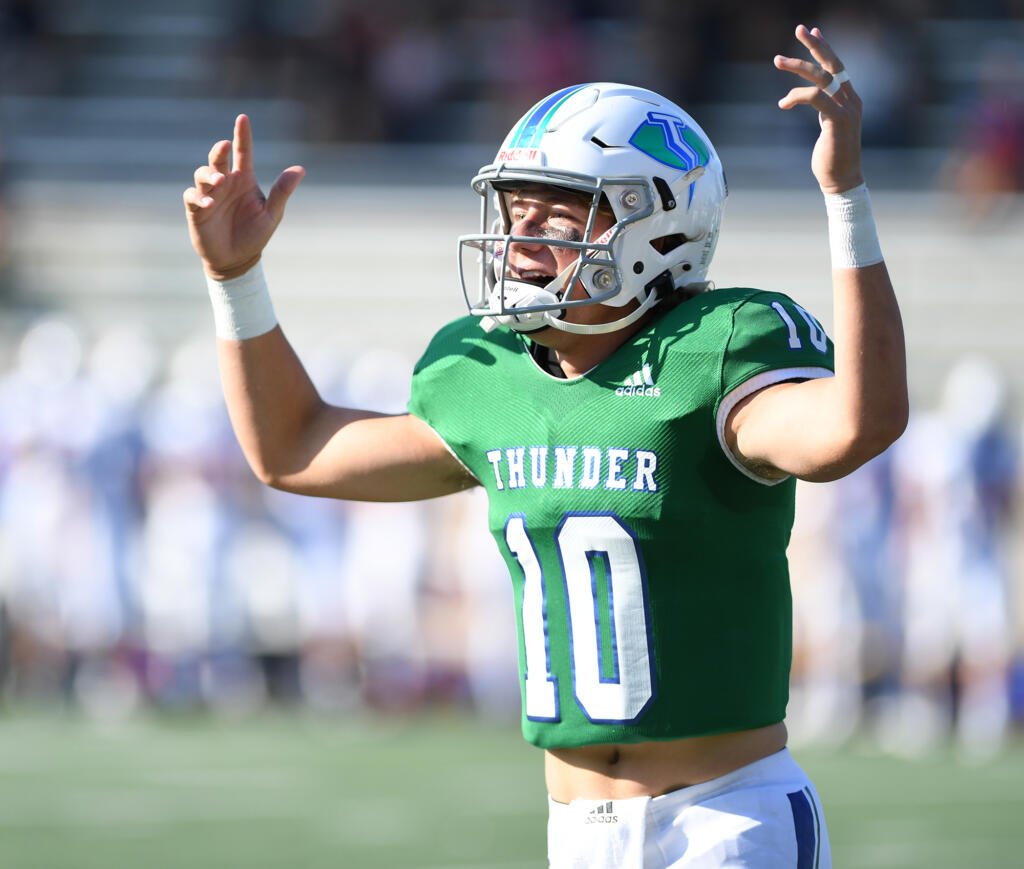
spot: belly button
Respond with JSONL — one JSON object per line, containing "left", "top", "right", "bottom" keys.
{"left": 608, "top": 749, "right": 621, "bottom": 766}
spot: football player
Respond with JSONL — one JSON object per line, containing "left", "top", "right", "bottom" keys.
{"left": 184, "top": 24, "right": 907, "bottom": 869}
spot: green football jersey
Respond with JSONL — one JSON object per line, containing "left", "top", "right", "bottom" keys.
{"left": 408, "top": 288, "right": 834, "bottom": 749}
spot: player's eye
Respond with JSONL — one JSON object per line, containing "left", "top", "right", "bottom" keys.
{"left": 550, "top": 211, "right": 579, "bottom": 225}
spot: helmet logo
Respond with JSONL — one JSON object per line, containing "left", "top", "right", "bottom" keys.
{"left": 629, "top": 112, "right": 710, "bottom": 172}
{"left": 629, "top": 112, "right": 712, "bottom": 208}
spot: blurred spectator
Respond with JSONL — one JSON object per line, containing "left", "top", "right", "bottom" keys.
{"left": 307, "top": 0, "right": 383, "bottom": 142}
{"left": 0, "top": 0, "right": 63, "bottom": 95}
{"left": 788, "top": 448, "right": 905, "bottom": 748}
{"left": 634, "top": 0, "right": 724, "bottom": 106}
{"left": 222, "top": 0, "right": 318, "bottom": 101}
{"left": 136, "top": 334, "right": 244, "bottom": 710}
{"left": 334, "top": 348, "right": 430, "bottom": 709}
{"left": 818, "top": 2, "right": 923, "bottom": 147}
{"left": 483, "top": 0, "right": 594, "bottom": 114}
{"left": 369, "top": 4, "right": 452, "bottom": 142}
{"left": 788, "top": 479, "right": 865, "bottom": 746}
{"left": 884, "top": 357, "right": 1017, "bottom": 759}
{"left": 0, "top": 127, "right": 9, "bottom": 300}
{"left": 943, "top": 39, "right": 1024, "bottom": 221}
{"left": 833, "top": 451, "right": 903, "bottom": 730}
{"left": 0, "top": 317, "right": 122, "bottom": 704}
{"left": 438, "top": 485, "right": 519, "bottom": 718}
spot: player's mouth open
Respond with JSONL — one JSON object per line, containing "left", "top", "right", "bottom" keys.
{"left": 508, "top": 269, "right": 554, "bottom": 288}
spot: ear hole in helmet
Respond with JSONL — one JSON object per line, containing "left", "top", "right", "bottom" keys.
{"left": 650, "top": 233, "right": 689, "bottom": 254}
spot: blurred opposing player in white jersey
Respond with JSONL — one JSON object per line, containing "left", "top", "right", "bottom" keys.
{"left": 184, "top": 25, "right": 907, "bottom": 869}
{"left": 887, "top": 357, "right": 1016, "bottom": 759}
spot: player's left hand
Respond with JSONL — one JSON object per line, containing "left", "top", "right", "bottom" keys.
{"left": 775, "top": 24, "right": 863, "bottom": 194}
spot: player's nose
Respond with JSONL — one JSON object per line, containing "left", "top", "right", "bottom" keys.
{"left": 508, "top": 217, "right": 548, "bottom": 258}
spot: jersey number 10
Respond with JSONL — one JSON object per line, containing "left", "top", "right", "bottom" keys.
{"left": 504, "top": 512, "right": 656, "bottom": 724}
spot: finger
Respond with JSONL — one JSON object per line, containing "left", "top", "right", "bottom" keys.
{"left": 820, "top": 69, "right": 857, "bottom": 103}
{"left": 208, "top": 139, "right": 230, "bottom": 176}
{"left": 265, "top": 166, "right": 306, "bottom": 223}
{"left": 778, "top": 85, "right": 841, "bottom": 115}
{"left": 795, "top": 24, "right": 844, "bottom": 75}
{"left": 233, "top": 114, "right": 254, "bottom": 174}
{"left": 774, "top": 54, "right": 831, "bottom": 88}
{"left": 183, "top": 186, "right": 214, "bottom": 214}
{"left": 193, "top": 164, "right": 225, "bottom": 193}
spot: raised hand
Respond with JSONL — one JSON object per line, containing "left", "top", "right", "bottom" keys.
{"left": 774, "top": 25, "right": 864, "bottom": 194}
{"left": 183, "top": 114, "right": 305, "bottom": 280}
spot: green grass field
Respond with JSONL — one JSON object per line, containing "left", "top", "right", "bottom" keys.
{"left": 1, "top": 711, "right": 1022, "bottom": 868}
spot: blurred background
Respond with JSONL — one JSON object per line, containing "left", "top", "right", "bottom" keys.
{"left": 1, "top": 0, "right": 1023, "bottom": 866}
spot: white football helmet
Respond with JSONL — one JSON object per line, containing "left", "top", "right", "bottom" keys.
{"left": 458, "top": 82, "right": 728, "bottom": 335}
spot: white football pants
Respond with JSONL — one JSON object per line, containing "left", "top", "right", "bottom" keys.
{"left": 547, "top": 748, "right": 830, "bottom": 868}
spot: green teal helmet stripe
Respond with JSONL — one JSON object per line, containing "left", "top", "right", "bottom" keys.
{"left": 510, "top": 84, "right": 591, "bottom": 149}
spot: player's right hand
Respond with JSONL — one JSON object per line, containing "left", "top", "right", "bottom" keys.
{"left": 183, "top": 114, "right": 305, "bottom": 281}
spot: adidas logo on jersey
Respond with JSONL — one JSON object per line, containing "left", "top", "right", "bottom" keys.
{"left": 584, "top": 801, "right": 619, "bottom": 824}
{"left": 616, "top": 364, "right": 660, "bottom": 397}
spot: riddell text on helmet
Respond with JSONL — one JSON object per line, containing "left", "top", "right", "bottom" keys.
{"left": 497, "top": 148, "right": 543, "bottom": 164}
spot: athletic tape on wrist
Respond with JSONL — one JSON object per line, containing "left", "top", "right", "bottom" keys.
{"left": 205, "top": 262, "right": 278, "bottom": 340}
{"left": 823, "top": 183, "right": 883, "bottom": 270}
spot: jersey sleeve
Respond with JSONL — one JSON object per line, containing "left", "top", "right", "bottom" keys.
{"left": 406, "top": 317, "right": 482, "bottom": 482}
{"left": 407, "top": 317, "right": 463, "bottom": 427}
{"left": 408, "top": 316, "right": 530, "bottom": 485}
{"left": 715, "top": 291, "right": 835, "bottom": 484}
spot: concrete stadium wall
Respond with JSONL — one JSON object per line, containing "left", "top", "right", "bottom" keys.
{"left": 4, "top": 182, "right": 1022, "bottom": 413}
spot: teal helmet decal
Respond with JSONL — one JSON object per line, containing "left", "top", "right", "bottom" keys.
{"left": 629, "top": 112, "right": 711, "bottom": 206}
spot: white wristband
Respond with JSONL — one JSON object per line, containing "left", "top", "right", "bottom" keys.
{"left": 823, "top": 183, "right": 883, "bottom": 270}
{"left": 206, "top": 262, "right": 278, "bottom": 340}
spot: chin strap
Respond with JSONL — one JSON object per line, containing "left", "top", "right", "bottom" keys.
{"left": 541, "top": 286, "right": 661, "bottom": 335}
